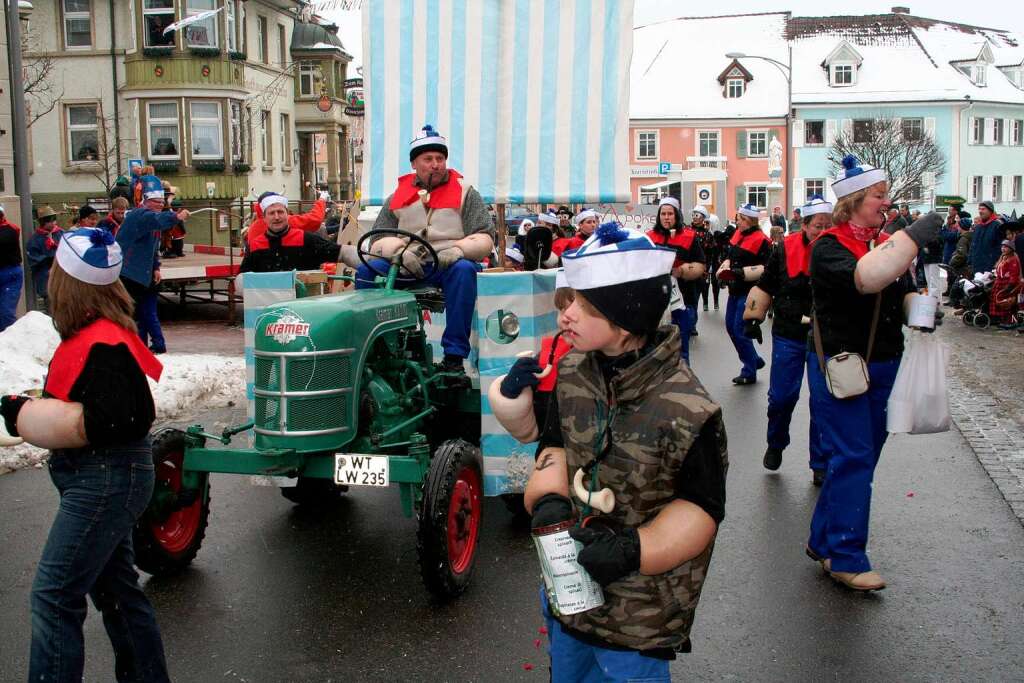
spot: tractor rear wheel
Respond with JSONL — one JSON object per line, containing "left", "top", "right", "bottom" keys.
{"left": 133, "top": 429, "right": 210, "bottom": 576}
{"left": 280, "top": 476, "right": 348, "bottom": 505}
{"left": 417, "top": 439, "right": 483, "bottom": 598}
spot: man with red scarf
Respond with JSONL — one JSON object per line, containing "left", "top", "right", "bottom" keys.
{"left": 0, "top": 205, "right": 23, "bottom": 331}
{"left": 743, "top": 195, "right": 830, "bottom": 482}
{"left": 355, "top": 124, "right": 494, "bottom": 372}
{"left": 26, "top": 206, "right": 62, "bottom": 311}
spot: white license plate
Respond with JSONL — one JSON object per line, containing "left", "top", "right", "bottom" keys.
{"left": 334, "top": 454, "right": 390, "bottom": 487}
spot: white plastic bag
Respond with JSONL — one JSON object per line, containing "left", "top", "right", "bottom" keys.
{"left": 887, "top": 331, "right": 951, "bottom": 435}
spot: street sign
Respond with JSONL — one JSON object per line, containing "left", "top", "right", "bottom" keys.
{"left": 658, "top": 161, "right": 671, "bottom": 175}
{"left": 935, "top": 194, "right": 967, "bottom": 206}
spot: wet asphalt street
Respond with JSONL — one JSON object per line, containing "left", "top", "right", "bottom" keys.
{"left": 1, "top": 300, "right": 1023, "bottom": 682}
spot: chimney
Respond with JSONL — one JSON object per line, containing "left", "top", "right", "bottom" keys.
{"left": 891, "top": 6, "right": 910, "bottom": 14}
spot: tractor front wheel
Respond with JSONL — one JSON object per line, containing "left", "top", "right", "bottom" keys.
{"left": 417, "top": 439, "right": 483, "bottom": 598}
{"left": 133, "top": 429, "right": 210, "bottom": 576}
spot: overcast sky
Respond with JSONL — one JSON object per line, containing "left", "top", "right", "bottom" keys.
{"left": 326, "top": 1, "right": 1024, "bottom": 74}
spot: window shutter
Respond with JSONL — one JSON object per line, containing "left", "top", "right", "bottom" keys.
{"left": 791, "top": 178, "right": 804, "bottom": 206}
{"left": 984, "top": 118, "right": 994, "bottom": 145}
{"left": 1003, "top": 119, "right": 1010, "bottom": 145}
{"left": 924, "top": 117, "right": 936, "bottom": 139}
{"left": 824, "top": 182, "right": 837, "bottom": 203}
{"left": 983, "top": 175, "right": 992, "bottom": 200}
{"left": 841, "top": 118, "right": 853, "bottom": 140}
{"left": 735, "top": 184, "right": 746, "bottom": 212}
{"left": 968, "top": 117, "right": 976, "bottom": 145}
{"left": 791, "top": 120, "right": 804, "bottom": 148}
{"left": 825, "top": 119, "right": 837, "bottom": 146}
{"left": 736, "top": 130, "right": 747, "bottom": 158}
{"left": 922, "top": 172, "right": 936, "bottom": 200}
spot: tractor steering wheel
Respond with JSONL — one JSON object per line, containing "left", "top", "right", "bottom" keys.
{"left": 356, "top": 228, "right": 440, "bottom": 282}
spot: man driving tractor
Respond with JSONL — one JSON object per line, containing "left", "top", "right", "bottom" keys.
{"left": 351, "top": 124, "right": 494, "bottom": 373}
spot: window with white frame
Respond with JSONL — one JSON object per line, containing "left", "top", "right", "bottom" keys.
{"left": 257, "top": 16, "right": 268, "bottom": 64}
{"left": 147, "top": 101, "right": 179, "bottom": 158}
{"left": 185, "top": 0, "right": 218, "bottom": 48}
{"left": 747, "top": 131, "right": 767, "bottom": 157}
{"left": 279, "top": 113, "right": 290, "bottom": 166}
{"left": 65, "top": 104, "right": 99, "bottom": 162}
{"left": 993, "top": 118, "right": 1005, "bottom": 145}
{"left": 230, "top": 101, "right": 245, "bottom": 162}
{"left": 992, "top": 175, "right": 1002, "bottom": 201}
{"left": 804, "top": 120, "right": 824, "bottom": 145}
{"left": 805, "top": 179, "right": 825, "bottom": 201}
{"left": 62, "top": 0, "right": 92, "bottom": 49}
{"left": 260, "top": 110, "right": 271, "bottom": 164}
{"left": 698, "top": 131, "right": 719, "bottom": 157}
{"left": 190, "top": 101, "right": 222, "bottom": 158}
{"left": 1013, "top": 175, "right": 1022, "bottom": 201}
{"left": 226, "top": 0, "right": 237, "bottom": 53}
{"left": 746, "top": 185, "right": 767, "bottom": 209}
{"left": 143, "top": 0, "right": 175, "bottom": 48}
{"left": 971, "top": 175, "right": 983, "bottom": 202}
{"left": 853, "top": 119, "right": 873, "bottom": 143}
{"left": 639, "top": 188, "right": 662, "bottom": 205}
{"left": 831, "top": 64, "right": 853, "bottom": 86}
{"left": 726, "top": 78, "right": 745, "bottom": 98}
{"left": 904, "top": 183, "right": 922, "bottom": 201}
{"left": 636, "top": 131, "right": 657, "bottom": 160}
{"left": 973, "top": 64, "right": 987, "bottom": 87}
{"left": 1013, "top": 120, "right": 1023, "bottom": 146}
{"left": 972, "top": 117, "right": 984, "bottom": 144}
{"left": 299, "top": 61, "right": 319, "bottom": 97}
{"left": 901, "top": 118, "right": 923, "bottom": 142}
{"left": 315, "top": 166, "right": 327, "bottom": 184}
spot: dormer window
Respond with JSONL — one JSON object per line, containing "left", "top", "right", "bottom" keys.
{"left": 726, "top": 78, "right": 745, "bottom": 98}
{"left": 717, "top": 59, "right": 753, "bottom": 99}
{"left": 823, "top": 40, "right": 863, "bottom": 88}
{"left": 973, "top": 64, "right": 987, "bottom": 86}
{"left": 953, "top": 43, "right": 994, "bottom": 87}
{"left": 832, "top": 64, "right": 854, "bottom": 86}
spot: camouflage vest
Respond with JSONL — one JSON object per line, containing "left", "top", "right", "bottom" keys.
{"left": 554, "top": 326, "right": 729, "bottom": 652}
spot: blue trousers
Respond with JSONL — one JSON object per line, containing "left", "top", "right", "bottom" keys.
{"left": 540, "top": 589, "right": 670, "bottom": 683}
{"left": 135, "top": 291, "right": 166, "bottom": 351}
{"left": 356, "top": 258, "right": 480, "bottom": 359}
{"left": 670, "top": 307, "right": 692, "bottom": 365}
{"left": 806, "top": 355, "right": 901, "bottom": 573}
{"left": 0, "top": 264, "right": 22, "bottom": 332}
{"left": 725, "top": 293, "right": 763, "bottom": 379}
{"left": 30, "top": 443, "right": 170, "bottom": 683}
{"left": 766, "top": 334, "right": 824, "bottom": 470}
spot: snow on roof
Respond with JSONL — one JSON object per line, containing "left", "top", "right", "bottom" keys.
{"left": 631, "top": 12, "right": 791, "bottom": 120}
{"left": 790, "top": 14, "right": 1024, "bottom": 104}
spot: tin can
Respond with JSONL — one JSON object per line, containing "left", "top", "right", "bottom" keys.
{"left": 532, "top": 518, "right": 604, "bottom": 616}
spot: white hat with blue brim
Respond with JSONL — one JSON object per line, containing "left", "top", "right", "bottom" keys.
{"left": 802, "top": 194, "right": 833, "bottom": 217}
{"left": 832, "top": 154, "right": 888, "bottom": 199}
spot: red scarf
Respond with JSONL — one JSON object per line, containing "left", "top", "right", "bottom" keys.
{"left": 730, "top": 226, "right": 770, "bottom": 255}
{"left": 389, "top": 170, "right": 464, "bottom": 211}
{"left": 536, "top": 334, "right": 572, "bottom": 393}
{"left": 784, "top": 231, "right": 814, "bottom": 278}
{"left": 0, "top": 218, "right": 19, "bottom": 235}
{"left": 45, "top": 318, "right": 162, "bottom": 401}
{"left": 818, "top": 223, "right": 890, "bottom": 260}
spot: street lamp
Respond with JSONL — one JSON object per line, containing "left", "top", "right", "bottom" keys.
{"left": 725, "top": 50, "right": 794, "bottom": 216}
{"left": 7, "top": 0, "right": 36, "bottom": 310}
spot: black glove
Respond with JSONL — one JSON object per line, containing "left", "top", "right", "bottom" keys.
{"left": 1, "top": 395, "right": 30, "bottom": 438}
{"left": 731, "top": 265, "right": 746, "bottom": 282}
{"left": 742, "top": 319, "right": 763, "bottom": 343}
{"left": 569, "top": 521, "right": 641, "bottom": 587}
{"left": 531, "top": 493, "right": 574, "bottom": 530}
{"left": 904, "top": 212, "right": 943, "bottom": 250}
{"left": 499, "top": 356, "right": 543, "bottom": 399}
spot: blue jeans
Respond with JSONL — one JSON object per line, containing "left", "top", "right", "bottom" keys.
{"left": 766, "top": 334, "right": 824, "bottom": 470}
{"left": 725, "top": 293, "right": 762, "bottom": 379}
{"left": 540, "top": 589, "right": 670, "bottom": 683}
{"left": 0, "top": 264, "right": 22, "bottom": 332}
{"left": 356, "top": 258, "right": 480, "bottom": 358}
{"left": 806, "top": 355, "right": 901, "bottom": 573}
{"left": 30, "top": 441, "right": 169, "bottom": 682}
{"left": 136, "top": 291, "right": 165, "bottom": 351}
{"left": 670, "top": 308, "right": 692, "bottom": 365}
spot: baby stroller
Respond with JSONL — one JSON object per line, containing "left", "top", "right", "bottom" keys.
{"left": 960, "top": 272, "right": 995, "bottom": 329}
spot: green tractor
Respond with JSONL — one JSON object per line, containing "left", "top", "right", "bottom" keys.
{"left": 133, "top": 230, "right": 489, "bottom": 597}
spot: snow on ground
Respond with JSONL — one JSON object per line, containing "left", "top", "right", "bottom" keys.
{"left": 0, "top": 312, "right": 245, "bottom": 473}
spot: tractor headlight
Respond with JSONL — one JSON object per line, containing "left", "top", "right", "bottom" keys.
{"left": 484, "top": 309, "right": 520, "bottom": 344}
{"left": 500, "top": 312, "right": 520, "bottom": 338}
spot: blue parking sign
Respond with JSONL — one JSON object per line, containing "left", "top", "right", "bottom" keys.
{"left": 658, "top": 161, "right": 671, "bottom": 175}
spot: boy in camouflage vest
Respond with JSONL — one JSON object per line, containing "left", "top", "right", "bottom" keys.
{"left": 518, "top": 223, "right": 729, "bottom": 681}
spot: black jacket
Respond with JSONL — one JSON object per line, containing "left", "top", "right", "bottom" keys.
{"left": 240, "top": 227, "right": 340, "bottom": 273}
{"left": 755, "top": 235, "right": 812, "bottom": 342}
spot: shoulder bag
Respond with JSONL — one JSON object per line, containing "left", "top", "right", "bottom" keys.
{"left": 812, "top": 295, "right": 881, "bottom": 399}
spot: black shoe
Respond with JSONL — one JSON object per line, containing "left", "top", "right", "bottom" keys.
{"left": 690, "top": 329, "right": 698, "bottom": 337}
{"left": 763, "top": 447, "right": 782, "bottom": 471}
{"left": 756, "top": 358, "right": 766, "bottom": 370}
{"left": 439, "top": 354, "right": 466, "bottom": 373}
{"left": 812, "top": 469, "right": 826, "bottom": 487}
{"left": 732, "top": 375, "right": 756, "bottom": 385}
{"left": 149, "top": 345, "right": 167, "bottom": 355}
{"left": 703, "top": 305, "right": 709, "bottom": 312}
{"left": 714, "top": 304, "right": 719, "bottom": 310}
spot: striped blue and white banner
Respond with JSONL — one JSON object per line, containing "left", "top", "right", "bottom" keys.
{"left": 361, "top": 0, "right": 634, "bottom": 206}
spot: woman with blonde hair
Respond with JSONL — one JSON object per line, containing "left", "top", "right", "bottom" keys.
{"left": 805, "top": 156, "right": 941, "bottom": 591}
{"left": 1, "top": 229, "right": 169, "bottom": 681}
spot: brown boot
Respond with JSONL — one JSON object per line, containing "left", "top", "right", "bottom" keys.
{"left": 822, "top": 559, "right": 886, "bottom": 591}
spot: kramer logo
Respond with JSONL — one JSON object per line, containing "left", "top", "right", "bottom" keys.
{"left": 265, "top": 314, "right": 310, "bottom": 345}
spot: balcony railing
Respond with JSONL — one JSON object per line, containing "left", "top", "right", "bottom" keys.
{"left": 686, "top": 155, "right": 728, "bottom": 170}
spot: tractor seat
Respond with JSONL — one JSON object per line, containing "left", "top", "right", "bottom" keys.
{"left": 410, "top": 287, "right": 446, "bottom": 313}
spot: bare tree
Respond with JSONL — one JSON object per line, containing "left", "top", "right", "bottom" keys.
{"left": 827, "top": 116, "right": 947, "bottom": 205}
{"left": 78, "top": 111, "right": 129, "bottom": 196}
{"left": 21, "top": 27, "right": 64, "bottom": 128}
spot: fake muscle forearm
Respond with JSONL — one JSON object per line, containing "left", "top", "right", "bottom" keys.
{"left": 679, "top": 263, "right": 706, "bottom": 281}
{"left": 452, "top": 233, "right": 494, "bottom": 262}
{"left": 738, "top": 265, "right": 764, "bottom": 281}
{"left": 743, "top": 287, "right": 772, "bottom": 321}
{"left": 637, "top": 499, "right": 716, "bottom": 575}
{"left": 16, "top": 399, "right": 88, "bottom": 449}
{"left": 524, "top": 447, "right": 569, "bottom": 513}
{"left": 854, "top": 231, "right": 918, "bottom": 293}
